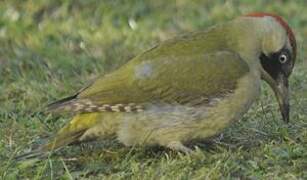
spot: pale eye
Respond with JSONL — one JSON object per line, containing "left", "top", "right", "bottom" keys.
{"left": 279, "top": 54, "right": 288, "bottom": 64}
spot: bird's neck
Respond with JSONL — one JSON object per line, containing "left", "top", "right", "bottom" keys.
{"left": 222, "top": 18, "right": 267, "bottom": 74}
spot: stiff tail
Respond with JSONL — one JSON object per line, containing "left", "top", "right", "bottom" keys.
{"left": 14, "top": 130, "right": 85, "bottom": 161}
{"left": 15, "top": 113, "right": 100, "bottom": 161}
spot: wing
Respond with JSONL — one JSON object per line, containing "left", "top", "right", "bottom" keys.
{"left": 48, "top": 36, "right": 250, "bottom": 113}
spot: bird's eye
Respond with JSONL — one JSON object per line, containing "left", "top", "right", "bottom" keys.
{"left": 279, "top": 54, "right": 288, "bottom": 64}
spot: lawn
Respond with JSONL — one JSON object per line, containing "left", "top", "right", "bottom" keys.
{"left": 0, "top": 0, "right": 306, "bottom": 179}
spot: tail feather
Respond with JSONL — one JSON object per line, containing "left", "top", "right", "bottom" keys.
{"left": 15, "top": 149, "right": 47, "bottom": 161}
{"left": 41, "top": 130, "right": 86, "bottom": 152}
{"left": 15, "top": 114, "right": 100, "bottom": 161}
{"left": 15, "top": 130, "right": 86, "bottom": 161}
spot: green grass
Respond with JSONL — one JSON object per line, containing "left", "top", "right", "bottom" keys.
{"left": 0, "top": 0, "right": 306, "bottom": 179}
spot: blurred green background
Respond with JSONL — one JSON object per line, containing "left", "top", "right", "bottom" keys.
{"left": 0, "top": 0, "right": 306, "bottom": 179}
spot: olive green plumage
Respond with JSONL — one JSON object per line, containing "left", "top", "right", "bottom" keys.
{"left": 49, "top": 25, "right": 250, "bottom": 112}
{"left": 17, "top": 14, "right": 296, "bottom": 158}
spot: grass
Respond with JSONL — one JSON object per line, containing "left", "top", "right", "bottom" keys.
{"left": 0, "top": 0, "right": 306, "bottom": 179}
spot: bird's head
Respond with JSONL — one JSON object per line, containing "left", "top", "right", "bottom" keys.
{"left": 246, "top": 13, "right": 297, "bottom": 123}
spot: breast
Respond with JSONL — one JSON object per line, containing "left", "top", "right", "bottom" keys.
{"left": 195, "top": 69, "right": 261, "bottom": 138}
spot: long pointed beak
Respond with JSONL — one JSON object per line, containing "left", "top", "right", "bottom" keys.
{"left": 261, "top": 69, "right": 290, "bottom": 123}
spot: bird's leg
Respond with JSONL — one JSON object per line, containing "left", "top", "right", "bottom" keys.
{"left": 79, "top": 129, "right": 97, "bottom": 142}
{"left": 166, "top": 141, "right": 193, "bottom": 154}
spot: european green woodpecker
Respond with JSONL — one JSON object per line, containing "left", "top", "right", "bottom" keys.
{"left": 20, "top": 13, "right": 297, "bottom": 157}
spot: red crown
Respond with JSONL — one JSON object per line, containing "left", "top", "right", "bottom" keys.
{"left": 245, "top": 12, "right": 296, "bottom": 61}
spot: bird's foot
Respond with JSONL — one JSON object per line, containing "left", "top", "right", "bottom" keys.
{"left": 166, "top": 141, "right": 193, "bottom": 154}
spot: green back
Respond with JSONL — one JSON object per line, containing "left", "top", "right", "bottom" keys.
{"left": 77, "top": 27, "right": 250, "bottom": 106}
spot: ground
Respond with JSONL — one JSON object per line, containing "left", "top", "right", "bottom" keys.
{"left": 0, "top": 0, "right": 306, "bottom": 179}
